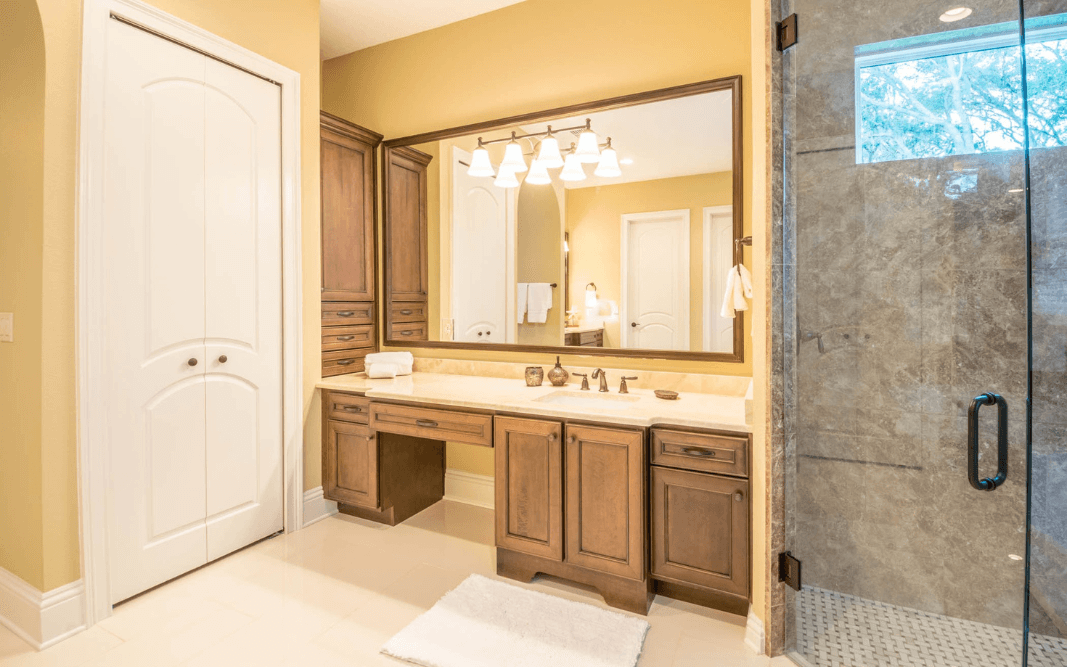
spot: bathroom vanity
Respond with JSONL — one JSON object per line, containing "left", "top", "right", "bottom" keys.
{"left": 317, "top": 372, "right": 751, "bottom": 617}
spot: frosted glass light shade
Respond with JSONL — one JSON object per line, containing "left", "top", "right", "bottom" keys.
{"left": 525, "top": 159, "right": 552, "bottom": 185}
{"left": 574, "top": 130, "right": 601, "bottom": 163}
{"left": 559, "top": 153, "right": 587, "bottom": 182}
{"left": 467, "top": 147, "right": 495, "bottom": 177}
{"left": 500, "top": 141, "right": 528, "bottom": 172}
{"left": 585, "top": 287, "right": 598, "bottom": 308}
{"left": 494, "top": 167, "right": 519, "bottom": 189}
{"left": 537, "top": 135, "right": 564, "bottom": 169}
{"left": 594, "top": 146, "right": 622, "bottom": 178}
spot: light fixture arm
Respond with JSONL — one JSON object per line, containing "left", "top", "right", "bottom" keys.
{"left": 476, "top": 118, "right": 596, "bottom": 147}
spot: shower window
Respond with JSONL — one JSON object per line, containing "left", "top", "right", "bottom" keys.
{"left": 855, "top": 14, "right": 1067, "bottom": 164}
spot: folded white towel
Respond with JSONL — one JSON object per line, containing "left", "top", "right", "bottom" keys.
{"left": 366, "top": 360, "right": 412, "bottom": 376}
{"left": 526, "top": 283, "right": 553, "bottom": 324}
{"left": 720, "top": 264, "right": 752, "bottom": 319}
{"left": 365, "top": 351, "right": 413, "bottom": 366}
{"left": 516, "top": 283, "right": 529, "bottom": 324}
{"left": 366, "top": 363, "right": 398, "bottom": 379}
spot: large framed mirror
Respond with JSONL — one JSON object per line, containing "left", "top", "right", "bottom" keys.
{"left": 382, "top": 76, "right": 744, "bottom": 362}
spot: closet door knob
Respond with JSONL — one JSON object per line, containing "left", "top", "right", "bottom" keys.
{"left": 218, "top": 355, "right": 228, "bottom": 364}
{"left": 187, "top": 358, "right": 198, "bottom": 367}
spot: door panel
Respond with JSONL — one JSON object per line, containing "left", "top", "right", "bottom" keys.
{"left": 494, "top": 417, "right": 563, "bottom": 560}
{"left": 624, "top": 211, "right": 689, "bottom": 350}
{"left": 564, "top": 424, "right": 645, "bottom": 580}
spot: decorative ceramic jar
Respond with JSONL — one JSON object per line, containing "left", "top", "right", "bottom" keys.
{"left": 525, "top": 366, "right": 545, "bottom": 386}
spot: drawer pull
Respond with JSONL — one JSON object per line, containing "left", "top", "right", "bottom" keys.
{"left": 336, "top": 335, "right": 356, "bottom": 341}
{"left": 338, "top": 405, "right": 363, "bottom": 413}
{"left": 415, "top": 419, "right": 439, "bottom": 428}
{"left": 337, "top": 359, "right": 356, "bottom": 366}
{"left": 401, "top": 331, "right": 414, "bottom": 336}
{"left": 734, "top": 491, "right": 744, "bottom": 502}
{"left": 400, "top": 309, "right": 413, "bottom": 315}
{"left": 682, "top": 447, "right": 716, "bottom": 458}
{"left": 336, "top": 311, "right": 354, "bottom": 317}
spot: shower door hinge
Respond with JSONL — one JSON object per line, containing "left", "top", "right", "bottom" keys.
{"left": 777, "top": 14, "right": 798, "bottom": 51}
{"left": 779, "top": 551, "right": 802, "bottom": 591}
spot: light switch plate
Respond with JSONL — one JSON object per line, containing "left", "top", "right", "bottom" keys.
{"left": 0, "top": 313, "right": 12, "bottom": 342}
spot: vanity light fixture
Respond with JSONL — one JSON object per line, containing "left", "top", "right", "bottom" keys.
{"left": 500, "top": 134, "right": 528, "bottom": 172}
{"left": 585, "top": 283, "right": 598, "bottom": 309}
{"left": 594, "top": 137, "right": 622, "bottom": 178}
{"left": 525, "top": 158, "right": 553, "bottom": 185}
{"left": 494, "top": 166, "right": 520, "bottom": 189}
{"left": 560, "top": 147, "right": 587, "bottom": 182}
{"left": 537, "top": 128, "right": 565, "bottom": 169}
{"left": 467, "top": 143, "right": 496, "bottom": 177}
{"left": 574, "top": 120, "right": 601, "bottom": 163}
{"left": 939, "top": 6, "right": 972, "bottom": 21}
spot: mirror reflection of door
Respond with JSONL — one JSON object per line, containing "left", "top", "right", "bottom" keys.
{"left": 451, "top": 146, "right": 508, "bottom": 343}
{"left": 703, "top": 205, "right": 734, "bottom": 353}
{"left": 621, "top": 210, "right": 690, "bottom": 350}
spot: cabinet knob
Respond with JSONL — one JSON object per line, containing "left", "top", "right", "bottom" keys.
{"left": 187, "top": 358, "right": 198, "bottom": 367}
{"left": 734, "top": 491, "right": 744, "bottom": 502}
{"left": 548, "top": 432, "right": 558, "bottom": 442}
{"left": 218, "top": 355, "right": 228, "bottom": 364}
{"left": 567, "top": 436, "right": 575, "bottom": 444}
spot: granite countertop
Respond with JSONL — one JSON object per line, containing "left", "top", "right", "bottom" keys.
{"left": 317, "top": 371, "right": 751, "bottom": 434}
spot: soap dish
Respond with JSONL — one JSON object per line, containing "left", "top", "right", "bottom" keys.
{"left": 654, "top": 390, "right": 680, "bottom": 400}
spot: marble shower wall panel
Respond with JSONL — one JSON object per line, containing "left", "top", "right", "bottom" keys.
{"left": 791, "top": 0, "right": 1032, "bottom": 630}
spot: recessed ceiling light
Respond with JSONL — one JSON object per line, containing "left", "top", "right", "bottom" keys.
{"left": 1008, "top": 554, "right": 1023, "bottom": 561}
{"left": 620, "top": 157, "right": 634, "bottom": 165}
{"left": 1008, "top": 188, "right": 1025, "bottom": 193}
{"left": 940, "top": 6, "right": 973, "bottom": 22}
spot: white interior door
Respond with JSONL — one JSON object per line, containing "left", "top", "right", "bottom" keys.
{"left": 621, "top": 210, "right": 690, "bottom": 350}
{"left": 103, "top": 20, "right": 282, "bottom": 603}
{"left": 703, "top": 206, "right": 734, "bottom": 353}
{"left": 452, "top": 146, "right": 508, "bottom": 343}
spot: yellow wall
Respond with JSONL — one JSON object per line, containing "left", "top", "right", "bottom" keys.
{"left": 516, "top": 184, "right": 564, "bottom": 346}
{"left": 0, "top": 0, "right": 47, "bottom": 589}
{"left": 16, "top": 0, "right": 320, "bottom": 592}
{"left": 565, "top": 172, "right": 733, "bottom": 350}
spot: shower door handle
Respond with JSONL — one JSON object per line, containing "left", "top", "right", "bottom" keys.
{"left": 967, "top": 393, "right": 1008, "bottom": 491}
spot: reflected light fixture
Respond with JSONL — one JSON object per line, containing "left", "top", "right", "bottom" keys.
{"left": 574, "top": 120, "right": 601, "bottom": 163}
{"left": 585, "top": 283, "right": 598, "bottom": 309}
{"left": 594, "top": 137, "right": 622, "bottom": 178}
{"left": 525, "top": 158, "right": 552, "bottom": 185}
{"left": 939, "top": 6, "right": 972, "bottom": 21}
{"left": 560, "top": 147, "right": 587, "bottom": 182}
{"left": 467, "top": 143, "right": 496, "bottom": 177}
{"left": 500, "top": 134, "right": 528, "bottom": 172}
{"left": 494, "top": 166, "right": 520, "bottom": 189}
{"left": 537, "top": 128, "right": 565, "bottom": 169}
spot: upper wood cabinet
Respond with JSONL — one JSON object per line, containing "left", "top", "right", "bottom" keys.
{"left": 384, "top": 146, "right": 432, "bottom": 305}
{"left": 564, "top": 424, "right": 646, "bottom": 581}
{"left": 494, "top": 417, "right": 563, "bottom": 561}
{"left": 320, "top": 112, "right": 382, "bottom": 302}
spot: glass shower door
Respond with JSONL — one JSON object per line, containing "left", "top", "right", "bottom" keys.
{"left": 784, "top": 0, "right": 1044, "bottom": 663}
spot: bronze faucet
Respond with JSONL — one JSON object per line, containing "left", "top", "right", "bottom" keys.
{"left": 572, "top": 373, "right": 590, "bottom": 391}
{"left": 592, "top": 368, "right": 609, "bottom": 392}
{"left": 619, "top": 376, "right": 638, "bottom": 394}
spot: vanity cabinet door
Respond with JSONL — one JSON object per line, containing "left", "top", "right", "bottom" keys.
{"left": 564, "top": 424, "right": 645, "bottom": 580}
{"left": 495, "top": 417, "right": 563, "bottom": 560}
{"left": 324, "top": 419, "right": 379, "bottom": 509}
{"left": 651, "top": 466, "right": 749, "bottom": 598}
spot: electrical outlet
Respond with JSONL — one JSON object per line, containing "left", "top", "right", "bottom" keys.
{"left": 0, "top": 313, "right": 12, "bottom": 343}
{"left": 442, "top": 319, "right": 454, "bottom": 341}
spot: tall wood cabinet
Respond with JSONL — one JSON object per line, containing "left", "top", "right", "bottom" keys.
{"left": 320, "top": 112, "right": 382, "bottom": 376}
{"left": 383, "top": 145, "right": 432, "bottom": 341}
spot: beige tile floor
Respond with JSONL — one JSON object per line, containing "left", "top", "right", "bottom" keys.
{"left": 0, "top": 501, "right": 796, "bottom": 667}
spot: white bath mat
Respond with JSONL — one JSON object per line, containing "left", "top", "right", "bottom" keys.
{"left": 381, "top": 574, "right": 650, "bottom": 667}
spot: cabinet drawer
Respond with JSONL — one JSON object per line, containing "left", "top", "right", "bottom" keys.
{"left": 322, "top": 302, "right": 375, "bottom": 327}
{"left": 321, "top": 324, "right": 376, "bottom": 351}
{"left": 651, "top": 428, "right": 749, "bottom": 478}
{"left": 390, "top": 302, "right": 428, "bottom": 323}
{"left": 324, "top": 420, "right": 378, "bottom": 509}
{"left": 370, "top": 402, "right": 492, "bottom": 447}
{"left": 322, "top": 350, "right": 367, "bottom": 377}
{"left": 651, "top": 467, "right": 749, "bottom": 598}
{"left": 390, "top": 321, "right": 428, "bottom": 341}
{"left": 326, "top": 392, "right": 371, "bottom": 424}
{"left": 579, "top": 330, "right": 603, "bottom": 345}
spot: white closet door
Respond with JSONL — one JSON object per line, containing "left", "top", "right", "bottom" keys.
{"left": 104, "top": 21, "right": 210, "bottom": 603}
{"left": 203, "top": 58, "right": 283, "bottom": 561}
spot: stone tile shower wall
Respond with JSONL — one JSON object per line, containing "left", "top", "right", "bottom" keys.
{"left": 787, "top": 0, "right": 1043, "bottom": 630}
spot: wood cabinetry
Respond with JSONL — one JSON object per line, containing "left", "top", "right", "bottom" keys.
{"left": 383, "top": 145, "right": 432, "bottom": 341}
{"left": 324, "top": 420, "right": 378, "bottom": 509}
{"left": 494, "top": 417, "right": 563, "bottom": 560}
{"left": 320, "top": 112, "right": 382, "bottom": 376}
{"left": 564, "top": 330, "right": 604, "bottom": 347}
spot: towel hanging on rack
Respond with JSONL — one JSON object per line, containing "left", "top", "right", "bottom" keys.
{"left": 720, "top": 263, "right": 753, "bottom": 319}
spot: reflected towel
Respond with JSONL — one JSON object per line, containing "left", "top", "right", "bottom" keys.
{"left": 517, "top": 283, "right": 529, "bottom": 324}
{"left": 366, "top": 363, "right": 398, "bottom": 379}
{"left": 720, "top": 264, "right": 752, "bottom": 319}
{"left": 526, "top": 283, "right": 553, "bottom": 324}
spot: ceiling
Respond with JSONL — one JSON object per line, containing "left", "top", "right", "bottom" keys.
{"left": 320, "top": 0, "right": 529, "bottom": 60}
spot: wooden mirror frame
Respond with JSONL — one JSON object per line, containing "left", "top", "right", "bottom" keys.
{"left": 381, "top": 75, "right": 745, "bottom": 362}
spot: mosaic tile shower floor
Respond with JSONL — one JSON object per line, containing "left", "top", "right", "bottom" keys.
{"left": 796, "top": 587, "right": 1067, "bottom": 667}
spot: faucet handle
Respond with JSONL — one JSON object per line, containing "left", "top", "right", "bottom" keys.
{"left": 572, "top": 373, "right": 589, "bottom": 391}
{"left": 619, "top": 376, "right": 638, "bottom": 394}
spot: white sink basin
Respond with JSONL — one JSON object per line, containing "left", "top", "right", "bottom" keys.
{"left": 533, "top": 391, "right": 640, "bottom": 411}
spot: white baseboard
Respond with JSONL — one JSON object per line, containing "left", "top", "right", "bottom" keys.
{"left": 302, "top": 486, "right": 338, "bottom": 528}
{"left": 443, "top": 470, "right": 494, "bottom": 510}
{"left": 0, "top": 567, "right": 86, "bottom": 650}
{"left": 744, "top": 607, "right": 765, "bottom": 655}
